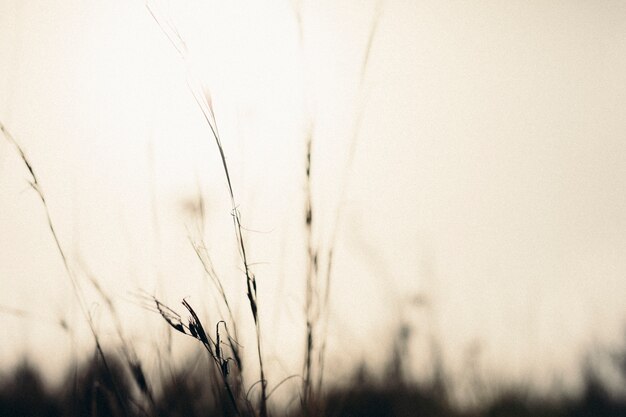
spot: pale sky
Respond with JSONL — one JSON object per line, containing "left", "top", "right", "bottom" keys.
{"left": 1, "top": 0, "right": 626, "bottom": 394}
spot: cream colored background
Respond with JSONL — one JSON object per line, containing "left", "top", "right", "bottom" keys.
{"left": 1, "top": 0, "right": 625, "bottom": 394}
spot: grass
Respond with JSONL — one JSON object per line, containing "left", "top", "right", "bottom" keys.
{"left": 2, "top": 3, "right": 626, "bottom": 417}
{"left": 0, "top": 336, "right": 624, "bottom": 417}
{"left": 3, "top": 114, "right": 626, "bottom": 416}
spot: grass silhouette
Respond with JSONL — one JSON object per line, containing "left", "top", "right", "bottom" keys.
{"left": 0, "top": 338, "right": 625, "bottom": 417}
{"left": 2, "top": 4, "right": 626, "bottom": 417}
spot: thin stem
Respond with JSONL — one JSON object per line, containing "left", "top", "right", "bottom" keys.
{"left": 1, "top": 121, "right": 130, "bottom": 417}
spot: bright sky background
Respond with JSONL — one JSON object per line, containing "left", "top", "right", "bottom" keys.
{"left": 1, "top": 0, "right": 626, "bottom": 395}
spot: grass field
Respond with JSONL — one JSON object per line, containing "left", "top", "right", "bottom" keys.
{"left": 0, "top": 337, "right": 624, "bottom": 416}
{"left": 2, "top": 2, "right": 626, "bottom": 416}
